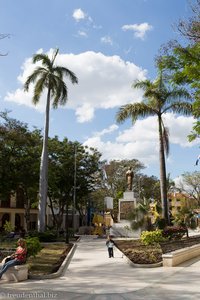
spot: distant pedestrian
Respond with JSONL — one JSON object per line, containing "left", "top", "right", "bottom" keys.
{"left": 106, "top": 235, "right": 114, "bottom": 258}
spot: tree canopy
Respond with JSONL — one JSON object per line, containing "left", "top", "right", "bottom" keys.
{"left": 157, "top": 0, "right": 200, "bottom": 141}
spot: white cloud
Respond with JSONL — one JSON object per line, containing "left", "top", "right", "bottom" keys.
{"left": 5, "top": 49, "right": 146, "bottom": 122}
{"left": 4, "top": 48, "right": 196, "bottom": 173}
{"left": 101, "top": 36, "right": 113, "bottom": 45}
{"left": 163, "top": 114, "right": 197, "bottom": 147}
{"left": 75, "top": 103, "right": 94, "bottom": 123}
{"left": 173, "top": 176, "right": 183, "bottom": 187}
{"left": 116, "top": 117, "right": 157, "bottom": 143}
{"left": 72, "top": 8, "right": 86, "bottom": 22}
{"left": 122, "top": 22, "right": 153, "bottom": 40}
{"left": 173, "top": 175, "right": 195, "bottom": 192}
{"left": 84, "top": 135, "right": 157, "bottom": 166}
{"left": 72, "top": 8, "right": 97, "bottom": 28}
{"left": 83, "top": 114, "right": 197, "bottom": 166}
{"left": 77, "top": 30, "right": 88, "bottom": 37}
{"left": 95, "top": 124, "right": 118, "bottom": 137}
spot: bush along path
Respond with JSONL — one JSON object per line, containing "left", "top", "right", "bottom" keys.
{"left": 114, "top": 233, "right": 200, "bottom": 265}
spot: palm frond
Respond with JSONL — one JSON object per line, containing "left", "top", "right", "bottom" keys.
{"left": 52, "top": 79, "right": 68, "bottom": 108}
{"left": 55, "top": 66, "right": 78, "bottom": 84}
{"left": 163, "top": 102, "right": 193, "bottom": 115}
{"left": 132, "top": 79, "right": 152, "bottom": 90}
{"left": 24, "top": 67, "right": 47, "bottom": 91}
{"left": 59, "top": 82, "right": 68, "bottom": 105}
{"left": 51, "top": 48, "right": 59, "bottom": 65}
{"left": 116, "top": 103, "right": 154, "bottom": 124}
{"left": 32, "top": 76, "right": 48, "bottom": 105}
{"left": 33, "top": 53, "right": 52, "bottom": 70}
{"left": 53, "top": 67, "right": 64, "bottom": 81}
{"left": 166, "top": 88, "right": 192, "bottom": 102}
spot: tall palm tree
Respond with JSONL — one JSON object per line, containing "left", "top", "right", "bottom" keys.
{"left": 116, "top": 72, "right": 193, "bottom": 225}
{"left": 24, "top": 48, "right": 78, "bottom": 232}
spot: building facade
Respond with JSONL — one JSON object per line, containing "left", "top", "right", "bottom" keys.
{"left": 168, "top": 192, "right": 198, "bottom": 216}
{"left": 0, "top": 191, "right": 79, "bottom": 233}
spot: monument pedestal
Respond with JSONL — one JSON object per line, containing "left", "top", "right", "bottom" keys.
{"left": 118, "top": 191, "right": 137, "bottom": 222}
{"left": 109, "top": 191, "right": 139, "bottom": 238}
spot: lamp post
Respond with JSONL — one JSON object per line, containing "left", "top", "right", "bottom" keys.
{"left": 73, "top": 145, "right": 77, "bottom": 232}
{"left": 65, "top": 196, "right": 69, "bottom": 244}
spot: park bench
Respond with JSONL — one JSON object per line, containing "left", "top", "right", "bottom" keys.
{"left": 0, "top": 263, "right": 28, "bottom": 282}
{"left": 162, "top": 243, "right": 200, "bottom": 267}
{"left": 0, "top": 251, "right": 29, "bottom": 282}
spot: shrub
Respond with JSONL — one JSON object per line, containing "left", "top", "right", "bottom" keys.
{"left": 155, "top": 218, "right": 167, "bottom": 229}
{"left": 3, "top": 221, "right": 14, "bottom": 233}
{"left": 162, "top": 225, "right": 188, "bottom": 240}
{"left": 28, "top": 230, "right": 57, "bottom": 242}
{"left": 25, "top": 237, "right": 42, "bottom": 258}
{"left": 140, "top": 229, "right": 166, "bottom": 245}
{"left": 68, "top": 227, "right": 75, "bottom": 237}
{"left": 131, "top": 219, "right": 144, "bottom": 230}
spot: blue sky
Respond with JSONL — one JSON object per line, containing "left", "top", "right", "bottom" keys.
{"left": 0, "top": 0, "right": 199, "bottom": 181}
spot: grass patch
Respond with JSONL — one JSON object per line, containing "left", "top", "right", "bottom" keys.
{"left": 27, "top": 243, "right": 73, "bottom": 275}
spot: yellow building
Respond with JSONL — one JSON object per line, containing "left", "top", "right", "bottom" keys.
{"left": 168, "top": 192, "right": 197, "bottom": 216}
{"left": 0, "top": 191, "right": 38, "bottom": 232}
{"left": 0, "top": 190, "right": 76, "bottom": 232}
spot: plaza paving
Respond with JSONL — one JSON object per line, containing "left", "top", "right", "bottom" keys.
{"left": 1, "top": 234, "right": 200, "bottom": 299}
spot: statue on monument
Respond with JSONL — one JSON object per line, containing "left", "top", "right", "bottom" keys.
{"left": 126, "top": 167, "right": 134, "bottom": 191}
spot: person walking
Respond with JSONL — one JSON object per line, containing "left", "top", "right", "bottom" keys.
{"left": 0, "top": 238, "right": 27, "bottom": 279}
{"left": 106, "top": 235, "right": 114, "bottom": 258}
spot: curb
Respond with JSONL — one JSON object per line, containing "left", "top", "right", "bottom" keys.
{"left": 125, "top": 255, "right": 163, "bottom": 268}
{"left": 28, "top": 242, "right": 78, "bottom": 280}
{"left": 116, "top": 247, "right": 163, "bottom": 268}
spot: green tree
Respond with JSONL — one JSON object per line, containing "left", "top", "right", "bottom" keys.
{"left": 24, "top": 49, "right": 78, "bottom": 232}
{"left": 157, "top": 0, "right": 200, "bottom": 95}
{"left": 103, "top": 160, "right": 127, "bottom": 196}
{"left": 74, "top": 145, "right": 102, "bottom": 225}
{"left": 163, "top": 49, "right": 200, "bottom": 140}
{"left": 176, "top": 171, "right": 200, "bottom": 205}
{"left": 135, "top": 174, "right": 161, "bottom": 203}
{"left": 157, "top": 0, "right": 200, "bottom": 140}
{"left": 100, "top": 159, "right": 145, "bottom": 198}
{"left": 128, "top": 198, "right": 154, "bottom": 231}
{"left": 158, "top": 43, "right": 200, "bottom": 111}
{"left": 116, "top": 72, "right": 192, "bottom": 224}
{"left": 175, "top": 0, "right": 200, "bottom": 43}
{"left": 47, "top": 138, "right": 101, "bottom": 231}
{"left": 91, "top": 159, "right": 145, "bottom": 220}
{"left": 0, "top": 112, "right": 41, "bottom": 230}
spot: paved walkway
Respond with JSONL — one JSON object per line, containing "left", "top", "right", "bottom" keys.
{"left": 1, "top": 235, "right": 200, "bottom": 299}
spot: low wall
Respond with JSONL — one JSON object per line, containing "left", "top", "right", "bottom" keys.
{"left": 162, "top": 244, "right": 200, "bottom": 267}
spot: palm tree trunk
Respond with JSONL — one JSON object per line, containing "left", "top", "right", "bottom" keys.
{"left": 38, "top": 88, "right": 51, "bottom": 232}
{"left": 158, "top": 116, "right": 169, "bottom": 225}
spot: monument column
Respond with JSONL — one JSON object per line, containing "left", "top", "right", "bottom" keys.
{"left": 118, "top": 167, "right": 137, "bottom": 222}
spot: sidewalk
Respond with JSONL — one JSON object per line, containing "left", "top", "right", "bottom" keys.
{"left": 0, "top": 235, "right": 200, "bottom": 299}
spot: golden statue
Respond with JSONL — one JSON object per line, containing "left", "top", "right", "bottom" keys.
{"left": 126, "top": 167, "right": 133, "bottom": 191}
